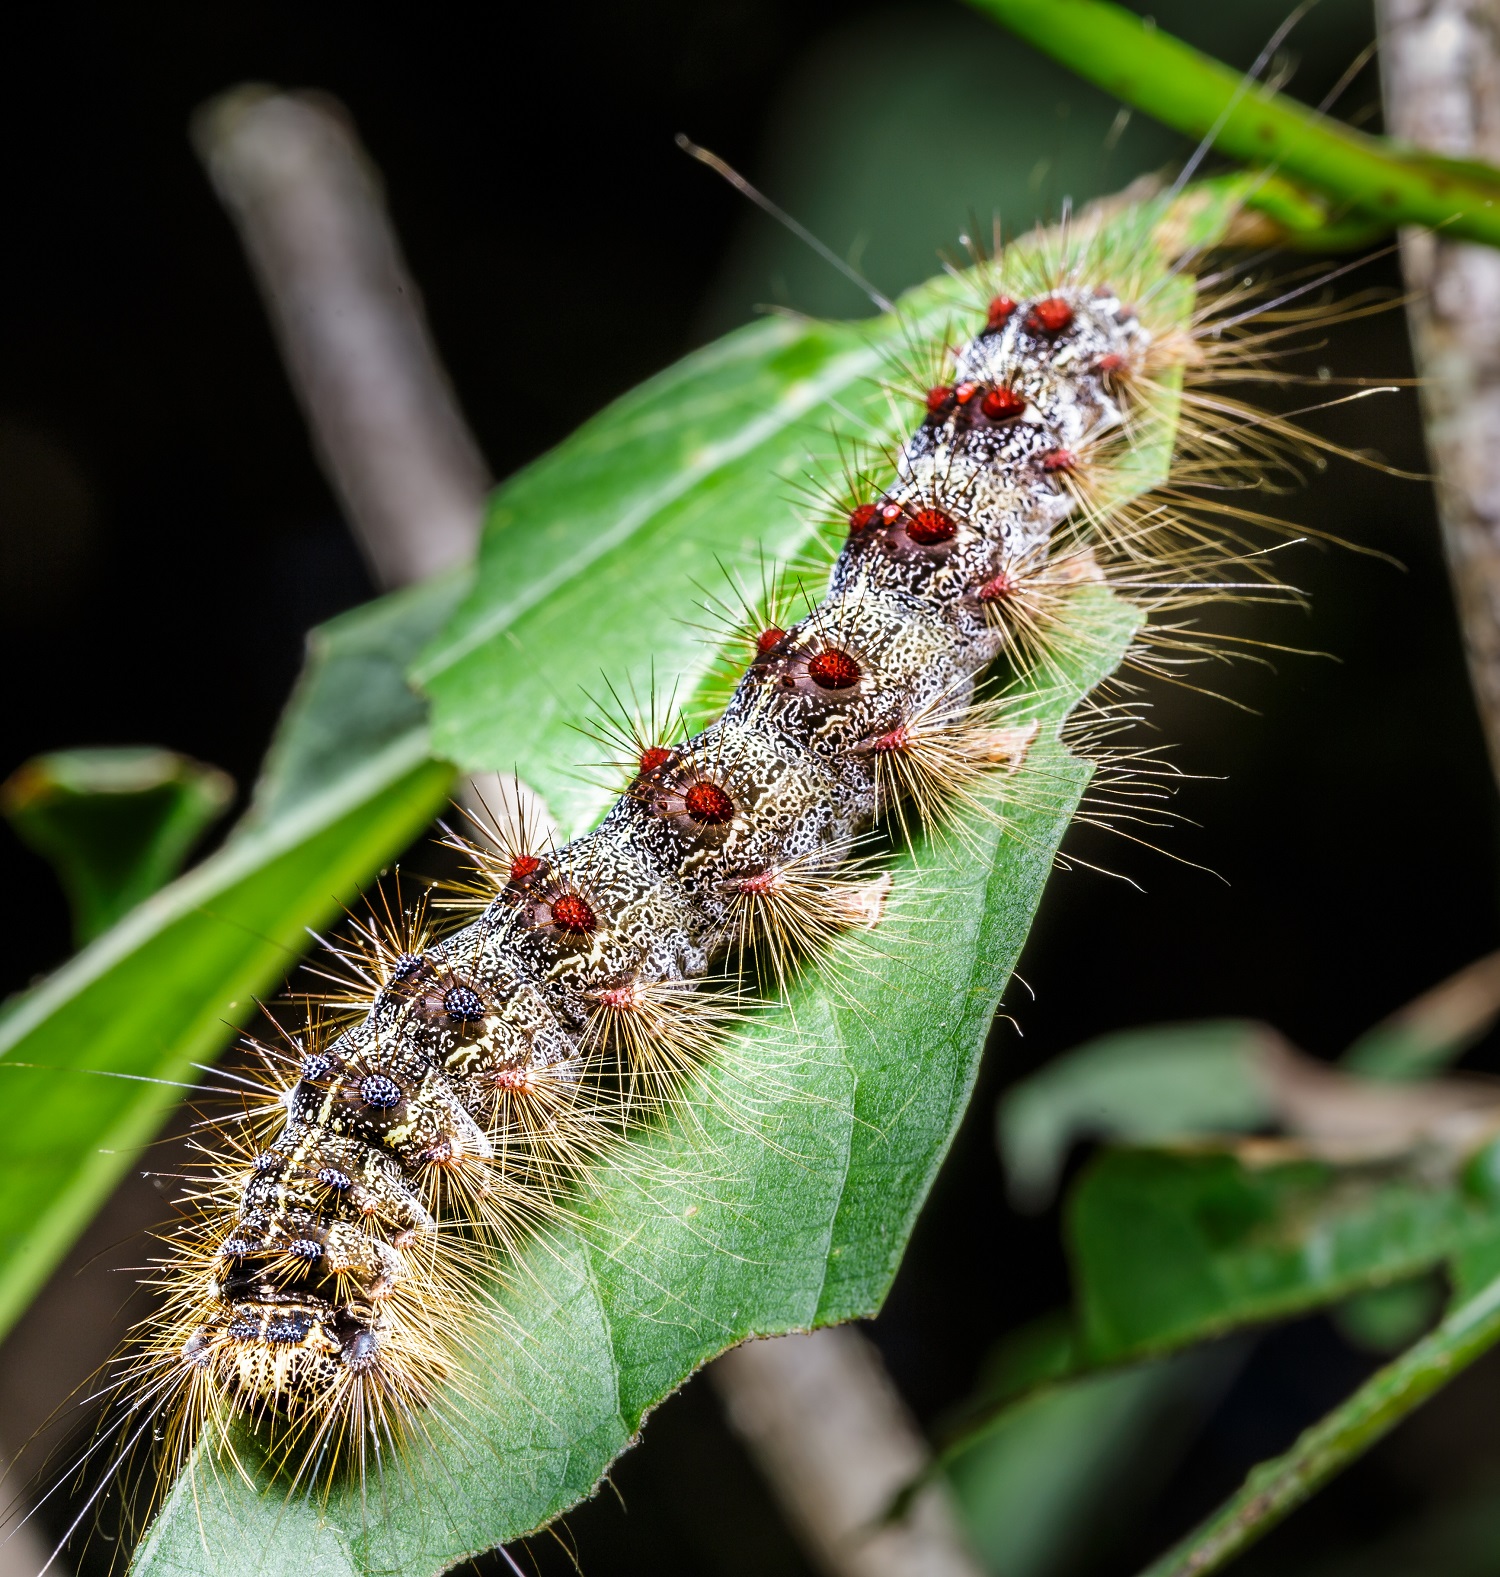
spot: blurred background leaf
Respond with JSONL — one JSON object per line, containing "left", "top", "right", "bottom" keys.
{"left": 0, "top": 746, "right": 233, "bottom": 944}
{"left": 1068, "top": 1146, "right": 1488, "bottom": 1362}
{"left": 928, "top": 947, "right": 1500, "bottom": 1573}
{"left": 1341, "top": 951, "right": 1500, "bottom": 1081}
{"left": 0, "top": 577, "right": 456, "bottom": 1343}
{"left": 998, "top": 1021, "right": 1284, "bottom": 1211}
{"left": 941, "top": 1314, "right": 1241, "bottom": 1577}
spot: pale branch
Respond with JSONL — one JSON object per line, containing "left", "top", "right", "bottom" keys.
{"left": 713, "top": 1329, "right": 986, "bottom": 1577}
{"left": 192, "top": 87, "right": 491, "bottom": 589}
{"left": 1379, "top": 0, "right": 1500, "bottom": 791}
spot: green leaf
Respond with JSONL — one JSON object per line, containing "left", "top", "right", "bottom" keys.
{"left": 1, "top": 747, "right": 234, "bottom": 944}
{"left": 997, "top": 1020, "right": 1282, "bottom": 1210}
{"left": 1070, "top": 1146, "right": 1500, "bottom": 1363}
{"left": 410, "top": 322, "right": 940, "bottom": 835}
{"left": 245, "top": 573, "right": 463, "bottom": 829}
{"left": 926, "top": 1138, "right": 1483, "bottom": 1575}
{"left": 896, "top": 1313, "right": 1238, "bottom": 1577}
{"left": 0, "top": 576, "right": 461, "bottom": 1344}
{"left": 966, "top": 0, "right": 1500, "bottom": 250}
{"left": 411, "top": 313, "right": 889, "bottom": 833}
{"left": 133, "top": 591, "right": 1140, "bottom": 1577}
{"left": 1331, "top": 1275, "right": 1443, "bottom": 1355}
{"left": 945, "top": 1330, "right": 1235, "bottom": 1577}
{"left": 410, "top": 176, "right": 1255, "bottom": 832}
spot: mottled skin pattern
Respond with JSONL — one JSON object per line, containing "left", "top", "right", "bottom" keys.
{"left": 180, "top": 286, "right": 1152, "bottom": 1417}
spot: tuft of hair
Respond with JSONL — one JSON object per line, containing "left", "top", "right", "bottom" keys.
{"left": 717, "top": 845, "right": 893, "bottom": 1000}
{"left": 436, "top": 774, "right": 558, "bottom": 918}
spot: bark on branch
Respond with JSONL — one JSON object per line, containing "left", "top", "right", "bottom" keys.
{"left": 713, "top": 1329, "right": 985, "bottom": 1577}
{"left": 192, "top": 87, "right": 491, "bottom": 588}
{"left": 1380, "top": 0, "right": 1500, "bottom": 791}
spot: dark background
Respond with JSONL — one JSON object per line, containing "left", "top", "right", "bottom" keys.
{"left": 3, "top": 3, "right": 1497, "bottom": 1574}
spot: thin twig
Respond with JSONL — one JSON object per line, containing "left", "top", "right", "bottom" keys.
{"left": 713, "top": 1328, "right": 986, "bottom": 1577}
{"left": 192, "top": 87, "right": 491, "bottom": 588}
{"left": 966, "top": 0, "right": 1500, "bottom": 249}
{"left": 1137, "top": 1269, "right": 1500, "bottom": 1576}
{"left": 1115, "top": 13, "right": 1500, "bottom": 1572}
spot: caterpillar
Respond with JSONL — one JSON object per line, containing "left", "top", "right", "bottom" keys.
{"left": 42, "top": 184, "right": 1350, "bottom": 1573}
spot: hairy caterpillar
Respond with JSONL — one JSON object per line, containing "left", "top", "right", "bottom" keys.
{"left": 40, "top": 185, "right": 1348, "bottom": 1572}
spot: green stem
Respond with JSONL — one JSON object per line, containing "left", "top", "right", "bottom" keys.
{"left": 1236, "top": 172, "right": 1390, "bottom": 252}
{"left": 967, "top": 0, "right": 1500, "bottom": 248}
{"left": 1137, "top": 1271, "right": 1500, "bottom": 1577}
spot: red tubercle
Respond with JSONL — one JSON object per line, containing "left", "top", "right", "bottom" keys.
{"left": 907, "top": 507, "right": 956, "bottom": 546}
{"left": 986, "top": 295, "right": 1017, "bottom": 332}
{"left": 732, "top": 867, "right": 780, "bottom": 895}
{"left": 807, "top": 648, "right": 862, "bottom": 690}
{"left": 871, "top": 724, "right": 910, "bottom": 754}
{"left": 509, "top": 854, "right": 542, "bottom": 881}
{"left": 756, "top": 625, "right": 786, "bottom": 655}
{"left": 879, "top": 502, "right": 904, "bottom": 525}
{"left": 954, "top": 381, "right": 978, "bottom": 405}
{"left": 595, "top": 982, "right": 639, "bottom": 1011}
{"left": 683, "top": 780, "right": 735, "bottom": 826}
{"left": 549, "top": 892, "right": 596, "bottom": 934}
{"left": 1027, "top": 297, "right": 1074, "bottom": 335}
{"left": 638, "top": 745, "right": 672, "bottom": 774}
{"left": 925, "top": 385, "right": 956, "bottom": 417}
{"left": 1041, "top": 449, "right": 1077, "bottom": 474}
{"left": 847, "top": 503, "right": 879, "bottom": 535}
{"left": 978, "top": 570, "right": 1018, "bottom": 602}
{"left": 980, "top": 386, "right": 1025, "bottom": 422}
{"left": 1096, "top": 352, "right": 1126, "bottom": 373}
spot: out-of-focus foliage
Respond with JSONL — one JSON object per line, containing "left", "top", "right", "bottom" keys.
{"left": 938, "top": 953, "right": 1500, "bottom": 1576}
{"left": 1, "top": 746, "right": 233, "bottom": 944}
